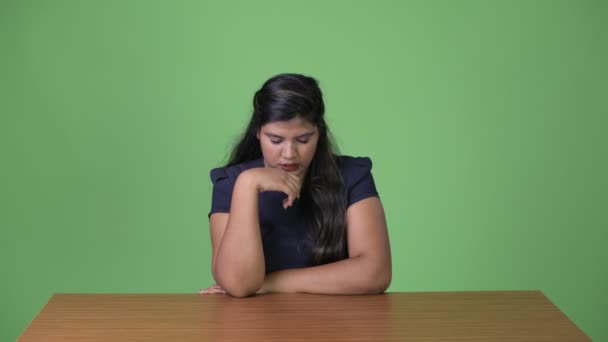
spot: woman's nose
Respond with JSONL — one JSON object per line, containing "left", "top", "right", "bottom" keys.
{"left": 282, "top": 143, "right": 297, "bottom": 159}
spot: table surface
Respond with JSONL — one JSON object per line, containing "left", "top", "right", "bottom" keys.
{"left": 18, "top": 290, "right": 590, "bottom": 341}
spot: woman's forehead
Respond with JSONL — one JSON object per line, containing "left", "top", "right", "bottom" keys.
{"left": 261, "top": 117, "right": 317, "bottom": 134}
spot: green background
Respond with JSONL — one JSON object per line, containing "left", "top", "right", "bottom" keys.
{"left": 1, "top": 0, "right": 606, "bottom": 340}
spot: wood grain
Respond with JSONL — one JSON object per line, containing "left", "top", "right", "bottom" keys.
{"left": 18, "top": 291, "right": 591, "bottom": 341}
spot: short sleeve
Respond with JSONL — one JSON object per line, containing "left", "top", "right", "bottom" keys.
{"left": 208, "top": 167, "right": 234, "bottom": 218}
{"left": 342, "top": 156, "right": 379, "bottom": 207}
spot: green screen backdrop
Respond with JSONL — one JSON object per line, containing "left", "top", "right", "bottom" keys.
{"left": 1, "top": 1, "right": 606, "bottom": 341}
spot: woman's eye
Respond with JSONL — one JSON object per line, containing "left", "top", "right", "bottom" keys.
{"left": 270, "top": 139, "right": 308, "bottom": 144}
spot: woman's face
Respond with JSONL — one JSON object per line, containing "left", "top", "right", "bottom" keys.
{"left": 257, "top": 117, "right": 319, "bottom": 178}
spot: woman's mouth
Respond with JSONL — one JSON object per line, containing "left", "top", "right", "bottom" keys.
{"left": 279, "top": 163, "right": 299, "bottom": 171}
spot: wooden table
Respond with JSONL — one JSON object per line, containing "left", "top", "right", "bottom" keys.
{"left": 19, "top": 291, "right": 590, "bottom": 341}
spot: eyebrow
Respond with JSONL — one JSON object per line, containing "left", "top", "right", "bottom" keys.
{"left": 264, "top": 132, "right": 315, "bottom": 139}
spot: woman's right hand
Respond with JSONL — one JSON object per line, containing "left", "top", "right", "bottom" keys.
{"left": 241, "top": 167, "right": 303, "bottom": 209}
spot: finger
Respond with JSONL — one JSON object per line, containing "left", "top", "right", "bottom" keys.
{"left": 198, "top": 284, "right": 223, "bottom": 293}
{"left": 198, "top": 288, "right": 226, "bottom": 294}
{"left": 287, "top": 174, "right": 303, "bottom": 198}
{"left": 282, "top": 172, "right": 298, "bottom": 191}
{"left": 211, "top": 284, "right": 226, "bottom": 292}
{"left": 280, "top": 169, "right": 303, "bottom": 205}
{"left": 281, "top": 179, "right": 298, "bottom": 207}
{"left": 288, "top": 171, "right": 303, "bottom": 184}
{"left": 287, "top": 174, "right": 302, "bottom": 198}
{"left": 287, "top": 172, "right": 303, "bottom": 189}
{"left": 285, "top": 188, "right": 297, "bottom": 207}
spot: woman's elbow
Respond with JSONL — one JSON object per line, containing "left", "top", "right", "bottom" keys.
{"left": 225, "top": 285, "right": 258, "bottom": 298}
{"left": 218, "top": 279, "right": 261, "bottom": 298}
{"left": 370, "top": 271, "right": 392, "bottom": 294}
{"left": 366, "top": 264, "right": 392, "bottom": 294}
{"left": 215, "top": 270, "right": 263, "bottom": 298}
{"left": 376, "top": 270, "right": 392, "bottom": 293}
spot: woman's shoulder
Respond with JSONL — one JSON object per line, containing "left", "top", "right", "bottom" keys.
{"left": 336, "top": 155, "right": 373, "bottom": 172}
{"left": 335, "top": 155, "right": 375, "bottom": 184}
{"left": 336, "top": 155, "right": 378, "bottom": 203}
{"left": 210, "top": 158, "right": 264, "bottom": 185}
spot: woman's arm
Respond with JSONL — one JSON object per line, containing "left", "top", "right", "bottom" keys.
{"left": 211, "top": 172, "right": 265, "bottom": 297}
{"left": 210, "top": 168, "right": 303, "bottom": 297}
{"left": 260, "top": 197, "right": 392, "bottom": 294}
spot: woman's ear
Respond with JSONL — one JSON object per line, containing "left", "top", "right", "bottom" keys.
{"left": 256, "top": 129, "right": 260, "bottom": 140}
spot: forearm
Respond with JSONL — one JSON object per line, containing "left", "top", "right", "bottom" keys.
{"left": 214, "top": 173, "right": 265, "bottom": 297}
{"left": 262, "top": 254, "right": 391, "bottom": 295}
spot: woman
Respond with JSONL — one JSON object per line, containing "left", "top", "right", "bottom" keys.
{"left": 199, "top": 73, "right": 391, "bottom": 297}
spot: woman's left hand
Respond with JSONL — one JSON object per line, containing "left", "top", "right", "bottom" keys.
{"left": 198, "top": 284, "right": 227, "bottom": 294}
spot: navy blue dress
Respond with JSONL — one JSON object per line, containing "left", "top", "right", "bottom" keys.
{"left": 208, "top": 156, "right": 379, "bottom": 273}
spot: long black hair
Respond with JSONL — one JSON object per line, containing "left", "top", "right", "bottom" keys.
{"left": 226, "top": 73, "right": 348, "bottom": 265}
